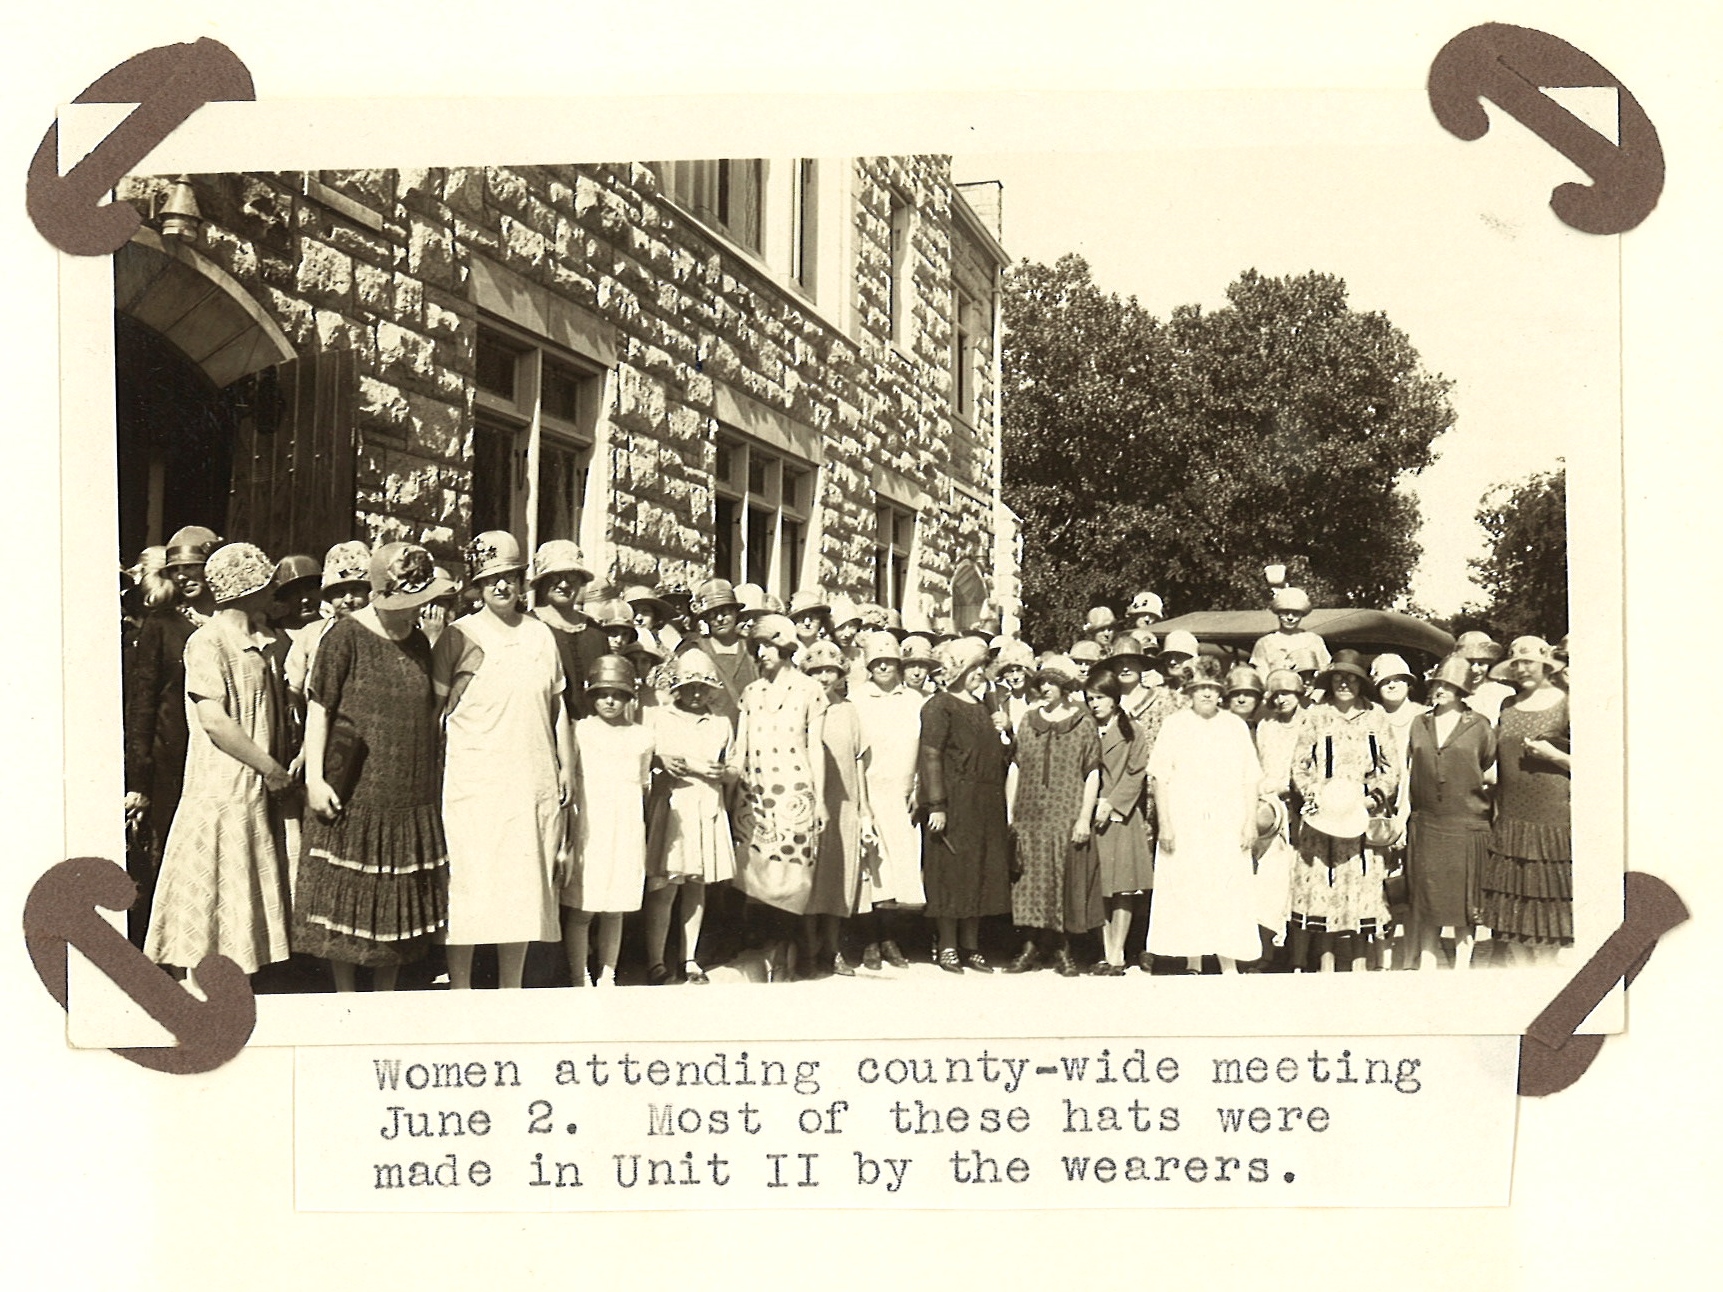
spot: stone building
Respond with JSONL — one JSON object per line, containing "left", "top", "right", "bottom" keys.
{"left": 113, "top": 157, "right": 1019, "bottom": 628}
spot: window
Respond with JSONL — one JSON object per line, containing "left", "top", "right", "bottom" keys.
{"left": 952, "top": 288, "right": 978, "bottom": 420}
{"left": 657, "top": 160, "right": 766, "bottom": 253}
{"left": 790, "top": 159, "right": 819, "bottom": 293}
{"left": 873, "top": 501, "right": 915, "bottom": 612}
{"left": 887, "top": 192, "right": 912, "bottom": 345}
{"left": 472, "top": 320, "right": 598, "bottom": 550}
{"left": 712, "top": 431, "right": 812, "bottom": 598}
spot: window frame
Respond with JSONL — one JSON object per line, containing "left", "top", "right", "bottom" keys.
{"left": 712, "top": 428, "right": 814, "bottom": 600}
{"left": 873, "top": 498, "right": 917, "bottom": 613}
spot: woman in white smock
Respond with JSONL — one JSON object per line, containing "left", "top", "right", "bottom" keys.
{"left": 435, "top": 532, "right": 574, "bottom": 990}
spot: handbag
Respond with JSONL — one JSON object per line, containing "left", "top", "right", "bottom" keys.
{"left": 323, "top": 714, "right": 367, "bottom": 805}
{"left": 735, "top": 848, "right": 813, "bottom": 914}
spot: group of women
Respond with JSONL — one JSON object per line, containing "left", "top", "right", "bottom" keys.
{"left": 121, "top": 530, "right": 1572, "bottom": 988}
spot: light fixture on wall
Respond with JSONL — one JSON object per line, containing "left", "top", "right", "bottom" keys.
{"left": 159, "top": 175, "right": 202, "bottom": 243}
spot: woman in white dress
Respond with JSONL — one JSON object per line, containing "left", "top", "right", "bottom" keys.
{"left": 1145, "top": 657, "right": 1264, "bottom": 973}
{"left": 435, "top": 531, "right": 575, "bottom": 990}
{"left": 847, "top": 631, "right": 927, "bottom": 969}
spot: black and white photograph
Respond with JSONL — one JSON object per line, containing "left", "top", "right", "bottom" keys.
{"left": 57, "top": 82, "right": 1622, "bottom": 1046}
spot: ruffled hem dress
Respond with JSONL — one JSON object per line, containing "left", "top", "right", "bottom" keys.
{"left": 1480, "top": 694, "right": 1572, "bottom": 945}
{"left": 293, "top": 616, "right": 449, "bottom": 967}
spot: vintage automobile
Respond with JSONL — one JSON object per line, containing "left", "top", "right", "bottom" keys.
{"left": 1148, "top": 608, "right": 1455, "bottom": 675}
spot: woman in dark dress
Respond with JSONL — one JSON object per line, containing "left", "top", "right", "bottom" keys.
{"left": 1406, "top": 653, "right": 1496, "bottom": 970}
{"left": 529, "top": 539, "right": 602, "bottom": 720}
{"left": 1479, "top": 636, "right": 1573, "bottom": 964}
{"left": 121, "top": 525, "right": 218, "bottom": 946}
{"left": 294, "top": 542, "right": 457, "bottom": 991}
{"left": 919, "top": 637, "right": 1012, "bottom": 973}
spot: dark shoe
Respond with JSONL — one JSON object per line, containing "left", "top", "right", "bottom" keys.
{"left": 1052, "top": 948, "right": 1082, "bottom": 977}
{"left": 937, "top": 948, "right": 965, "bottom": 974}
{"left": 1136, "top": 952, "right": 1156, "bottom": 974}
{"left": 647, "top": 963, "right": 673, "bottom": 986}
{"left": 832, "top": 952, "right": 856, "bottom": 977}
{"left": 1090, "top": 961, "right": 1128, "bottom": 977}
{"left": 881, "top": 939, "right": 910, "bottom": 968}
{"left": 861, "top": 942, "right": 883, "bottom": 971}
{"left": 1004, "top": 943, "right": 1042, "bottom": 974}
{"left": 684, "top": 963, "right": 710, "bottom": 985}
{"left": 964, "top": 951, "right": 993, "bottom": 974}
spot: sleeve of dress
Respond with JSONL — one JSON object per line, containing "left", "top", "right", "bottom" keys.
{"left": 307, "top": 621, "right": 352, "bottom": 713}
{"left": 122, "top": 616, "right": 164, "bottom": 793}
{"left": 1105, "top": 727, "right": 1149, "bottom": 816}
{"left": 1477, "top": 714, "right": 1498, "bottom": 772}
{"left": 431, "top": 621, "right": 482, "bottom": 699}
{"left": 1311, "top": 635, "right": 1332, "bottom": 671}
{"left": 917, "top": 695, "right": 950, "bottom": 809}
{"left": 181, "top": 630, "right": 224, "bottom": 707}
{"left": 1145, "top": 712, "right": 1177, "bottom": 781}
{"left": 1080, "top": 719, "right": 1102, "bottom": 777}
{"left": 1247, "top": 635, "right": 1270, "bottom": 674}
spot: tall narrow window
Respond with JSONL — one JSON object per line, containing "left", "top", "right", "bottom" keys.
{"left": 952, "top": 290, "right": 977, "bottom": 420}
{"left": 657, "top": 159, "right": 766, "bottom": 254}
{"left": 473, "top": 320, "right": 598, "bottom": 550}
{"left": 887, "top": 192, "right": 912, "bottom": 346}
{"left": 791, "top": 159, "right": 819, "bottom": 294}
{"left": 711, "top": 430, "right": 813, "bottom": 598}
{"left": 874, "top": 500, "right": 915, "bottom": 612}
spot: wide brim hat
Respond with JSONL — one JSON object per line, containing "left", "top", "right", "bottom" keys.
{"left": 465, "top": 530, "right": 528, "bottom": 584}
{"left": 371, "top": 541, "right": 457, "bottom": 611}
{"left": 578, "top": 580, "right": 619, "bottom": 605}
{"left": 1180, "top": 656, "right": 1227, "bottom": 693}
{"left": 800, "top": 639, "right": 847, "bottom": 674}
{"left": 585, "top": 653, "right": 638, "bottom": 696}
{"left": 991, "top": 637, "right": 1036, "bottom": 672}
{"left": 204, "top": 542, "right": 277, "bottom": 605}
{"left": 272, "top": 553, "right": 321, "bottom": 591}
{"left": 1270, "top": 586, "right": 1313, "bottom": 614}
{"left": 320, "top": 540, "right": 372, "bottom": 592}
{"left": 1369, "top": 652, "right": 1417, "bottom": 686}
{"left": 1506, "top": 635, "right": 1557, "bottom": 669}
{"left": 858, "top": 602, "right": 890, "bottom": 630}
{"left": 1426, "top": 653, "right": 1475, "bottom": 696}
{"left": 164, "top": 524, "right": 221, "bottom": 568}
{"left": 899, "top": 634, "right": 940, "bottom": 668}
{"left": 529, "top": 539, "right": 594, "bottom": 587}
{"left": 787, "top": 588, "right": 831, "bottom": 620}
{"left": 669, "top": 649, "right": 722, "bottom": 692}
{"left": 622, "top": 583, "right": 676, "bottom": 622}
{"left": 749, "top": 613, "right": 800, "bottom": 651}
{"left": 860, "top": 630, "right": 902, "bottom": 666}
{"left": 1127, "top": 591, "right": 1164, "bottom": 619}
{"left": 1105, "top": 631, "right": 1153, "bottom": 670}
{"left": 1319, "top": 649, "right": 1373, "bottom": 690}
{"left": 937, "top": 637, "right": 989, "bottom": 682}
{"left": 1304, "top": 779, "right": 1370, "bottom": 840}
{"left": 692, "top": 578, "right": 742, "bottom": 616}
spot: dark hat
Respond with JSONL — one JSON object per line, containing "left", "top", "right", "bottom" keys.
{"left": 585, "top": 653, "right": 638, "bottom": 697}
{"left": 1319, "top": 649, "right": 1373, "bottom": 689}
{"left": 164, "top": 524, "right": 220, "bottom": 568}
{"left": 272, "top": 553, "right": 321, "bottom": 590}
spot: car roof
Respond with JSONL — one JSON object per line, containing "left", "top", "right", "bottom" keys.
{"left": 1151, "top": 608, "right": 1455, "bottom": 663}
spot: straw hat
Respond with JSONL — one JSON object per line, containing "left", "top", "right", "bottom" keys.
{"left": 1180, "top": 655, "right": 1226, "bottom": 693}
{"left": 1304, "top": 779, "right": 1369, "bottom": 840}
{"left": 900, "top": 635, "right": 940, "bottom": 668}
{"left": 585, "top": 654, "right": 638, "bottom": 696}
{"left": 858, "top": 603, "right": 890, "bottom": 630}
{"left": 1455, "top": 630, "right": 1504, "bottom": 662}
{"left": 800, "top": 640, "right": 847, "bottom": 674}
{"left": 1225, "top": 665, "right": 1266, "bottom": 696}
{"left": 1270, "top": 587, "right": 1312, "bottom": 613}
{"left": 1288, "top": 645, "right": 1324, "bottom": 675}
{"left": 1127, "top": 590, "right": 1164, "bottom": 619}
{"left": 370, "top": 541, "right": 457, "bottom": 611}
{"left": 749, "top": 613, "right": 800, "bottom": 651}
{"left": 1069, "top": 639, "right": 1105, "bottom": 664}
{"left": 1369, "top": 653, "right": 1417, "bottom": 687}
{"left": 272, "top": 553, "right": 321, "bottom": 591}
{"left": 691, "top": 578, "right": 742, "bottom": 617}
{"left": 164, "top": 525, "right": 221, "bottom": 569}
{"left": 992, "top": 637, "right": 1036, "bottom": 672}
{"left": 321, "top": 541, "right": 372, "bottom": 593}
{"left": 464, "top": 531, "right": 527, "bottom": 583}
{"left": 669, "top": 649, "right": 722, "bottom": 692}
{"left": 788, "top": 588, "right": 831, "bottom": 619}
{"left": 203, "top": 543, "right": 276, "bottom": 605}
{"left": 1032, "top": 653, "right": 1084, "bottom": 690}
{"left": 936, "top": 636, "right": 989, "bottom": 682}
{"left": 883, "top": 608, "right": 906, "bottom": 638}
{"left": 860, "top": 631, "right": 902, "bottom": 666}
{"left": 1426, "top": 653, "right": 1475, "bottom": 696}
{"left": 529, "top": 539, "right": 593, "bottom": 588}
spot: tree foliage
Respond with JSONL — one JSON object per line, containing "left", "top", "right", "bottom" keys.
{"left": 1001, "top": 256, "right": 1454, "bottom": 645}
{"left": 1467, "top": 466, "right": 1567, "bottom": 642}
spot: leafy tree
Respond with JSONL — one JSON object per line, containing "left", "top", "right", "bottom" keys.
{"left": 1001, "top": 257, "right": 1454, "bottom": 646}
{"left": 1467, "top": 465, "right": 1567, "bottom": 642}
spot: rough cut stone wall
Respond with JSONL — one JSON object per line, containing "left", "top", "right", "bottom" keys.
{"left": 117, "top": 155, "right": 1014, "bottom": 620}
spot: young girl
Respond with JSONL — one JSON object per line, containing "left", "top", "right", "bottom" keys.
{"left": 529, "top": 539, "right": 601, "bottom": 718}
{"left": 900, "top": 636, "right": 940, "bottom": 696}
{"left": 1145, "top": 657, "right": 1264, "bottom": 974}
{"left": 1086, "top": 674, "right": 1153, "bottom": 975}
{"left": 1004, "top": 654, "right": 1102, "bottom": 977}
{"left": 144, "top": 542, "right": 294, "bottom": 980}
{"left": 800, "top": 639, "right": 874, "bottom": 976}
{"left": 563, "top": 655, "right": 656, "bottom": 985}
{"left": 1406, "top": 653, "right": 1495, "bottom": 970}
{"left": 642, "top": 650, "right": 735, "bottom": 985}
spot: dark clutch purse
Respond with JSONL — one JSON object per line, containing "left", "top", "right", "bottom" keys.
{"left": 324, "top": 715, "right": 367, "bottom": 804}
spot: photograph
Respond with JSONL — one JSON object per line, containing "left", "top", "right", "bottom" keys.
{"left": 63, "top": 91, "right": 1620, "bottom": 1046}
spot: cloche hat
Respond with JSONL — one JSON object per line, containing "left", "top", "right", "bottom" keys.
{"left": 691, "top": 578, "right": 742, "bottom": 617}
{"left": 321, "top": 541, "right": 372, "bottom": 593}
{"left": 370, "top": 541, "right": 456, "bottom": 611}
{"left": 464, "top": 530, "right": 527, "bottom": 584}
{"left": 1127, "top": 590, "right": 1164, "bottom": 619}
{"left": 585, "top": 654, "right": 638, "bottom": 697}
{"left": 800, "top": 640, "right": 847, "bottom": 674}
{"left": 529, "top": 539, "right": 593, "bottom": 587}
{"left": 204, "top": 542, "right": 276, "bottom": 605}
